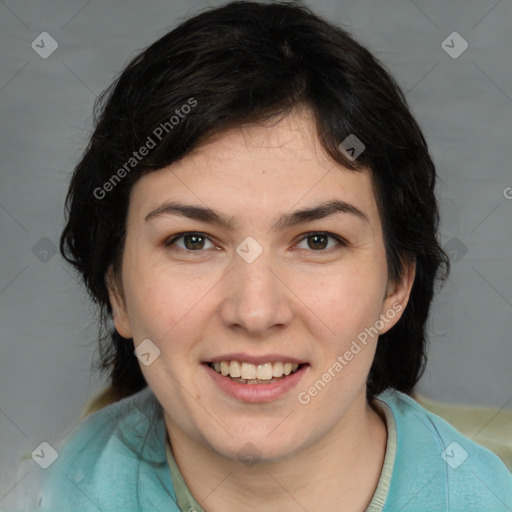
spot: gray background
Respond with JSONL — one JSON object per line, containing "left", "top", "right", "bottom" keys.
{"left": 1, "top": 0, "right": 511, "bottom": 502}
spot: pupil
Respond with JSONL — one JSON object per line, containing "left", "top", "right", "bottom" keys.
{"left": 185, "top": 234, "right": 204, "bottom": 250}
{"left": 309, "top": 234, "right": 327, "bottom": 250}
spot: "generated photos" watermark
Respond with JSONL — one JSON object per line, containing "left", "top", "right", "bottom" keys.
{"left": 298, "top": 303, "right": 403, "bottom": 404}
{"left": 93, "top": 97, "right": 197, "bottom": 200}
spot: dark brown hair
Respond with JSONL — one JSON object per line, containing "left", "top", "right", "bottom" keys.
{"left": 60, "top": 0, "right": 450, "bottom": 403}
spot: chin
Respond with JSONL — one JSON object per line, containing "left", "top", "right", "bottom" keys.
{"left": 205, "top": 426, "right": 307, "bottom": 465}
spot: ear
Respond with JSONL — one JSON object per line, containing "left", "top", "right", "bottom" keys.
{"left": 105, "top": 266, "right": 132, "bottom": 339}
{"left": 378, "top": 257, "right": 416, "bottom": 335}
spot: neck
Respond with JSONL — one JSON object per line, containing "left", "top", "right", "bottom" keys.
{"left": 165, "top": 390, "right": 387, "bottom": 512}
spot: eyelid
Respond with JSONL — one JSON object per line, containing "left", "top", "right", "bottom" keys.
{"left": 163, "top": 231, "right": 218, "bottom": 250}
{"left": 295, "top": 231, "right": 348, "bottom": 249}
{"left": 163, "top": 230, "right": 347, "bottom": 252}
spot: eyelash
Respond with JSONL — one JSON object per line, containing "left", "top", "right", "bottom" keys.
{"left": 163, "top": 231, "right": 347, "bottom": 254}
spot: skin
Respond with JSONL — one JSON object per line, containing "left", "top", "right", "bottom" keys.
{"left": 108, "top": 108, "right": 416, "bottom": 511}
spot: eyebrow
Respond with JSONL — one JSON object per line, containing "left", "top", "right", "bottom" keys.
{"left": 144, "top": 199, "right": 369, "bottom": 231}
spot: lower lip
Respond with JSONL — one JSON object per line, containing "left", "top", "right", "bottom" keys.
{"left": 203, "top": 363, "right": 308, "bottom": 403}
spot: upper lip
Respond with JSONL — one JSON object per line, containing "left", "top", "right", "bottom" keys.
{"left": 205, "top": 353, "right": 308, "bottom": 365}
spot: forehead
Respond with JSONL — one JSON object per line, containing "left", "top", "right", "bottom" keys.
{"left": 128, "top": 110, "right": 380, "bottom": 229}
{"left": 182, "top": 108, "right": 351, "bottom": 178}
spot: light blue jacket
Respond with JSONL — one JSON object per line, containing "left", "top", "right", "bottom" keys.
{"left": 4, "top": 386, "right": 512, "bottom": 511}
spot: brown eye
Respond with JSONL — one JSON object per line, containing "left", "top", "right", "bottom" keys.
{"left": 164, "top": 232, "right": 215, "bottom": 252}
{"left": 296, "top": 232, "right": 346, "bottom": 252}
{"left": 182, "top": 234, "right": 206, "bottom": 250}
{"left": 307, "top": 234, "right": 328, "bottom": 250}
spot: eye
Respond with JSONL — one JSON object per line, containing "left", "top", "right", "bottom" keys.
{"left": 295, "top": 231, "right": 346, "bottom": 252}
{"left": 164, "top": 232, "right": 217, "bottom": 252}
{"left": 163, "top": 231, "right": 347, "bottom": 254}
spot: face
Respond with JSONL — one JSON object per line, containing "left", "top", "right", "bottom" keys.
{"left": 108, "top": 109, "right": 414, "bottom": 463}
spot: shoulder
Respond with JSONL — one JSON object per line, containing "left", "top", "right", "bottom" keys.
{"left": 35, "top": 387, "right": 177, "bottom": 512}
{"left": 51, "top": 386, "right": 162, "bottom": 468}
{"left": 376, "top": 389, "right": 512, "bottom": 511}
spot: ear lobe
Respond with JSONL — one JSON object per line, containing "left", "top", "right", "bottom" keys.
{"left": 379, "top": 258, "right": 416, "bottom": 335}
{"left": 105, "top": 266, "right": 132, "bottom": 339}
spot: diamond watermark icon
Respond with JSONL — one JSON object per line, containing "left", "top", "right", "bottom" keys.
{"left": 443, "top": 237, "right": 468, "bottom": 263}
{"left": 31, "top": 441, "right": 58, "bottom": 469}
{"left": 134, "top": 338, "right": 161, "bottom": 366}
{"left": 338, "top": 134, "right": 365, "bottom": 161}
{"left": 236, "top": 236, "right": 263, "bottom": 264}
{"left": 237, "top": 442, "right": 262, "bottom": 467}
{"left": 32, "top": 237, "right": 58, "bottom": 262}
{"left": 31, "top": 32, "right": 59, "bottom": 59}
{"left": 441, "top": 32, "right": 468, "bottom": 59}
{"left": 441, "top": 441, "right": 468, "bottom": 469}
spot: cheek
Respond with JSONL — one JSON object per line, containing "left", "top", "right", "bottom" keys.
{"left": 123, "top": 261, "right": 209, "bottom": 355}
{"left": 301, "top": 271, "right": 384, "bottom": 397}
{"left": 293, "top": 264, "right": 386, "bottom": 341}
{"left": 121, "top": 254, "right": 173, "bottom": 335}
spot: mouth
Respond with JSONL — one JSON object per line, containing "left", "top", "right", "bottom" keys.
{"left": 207, "top": 360, "right": 306, "bottom": 384}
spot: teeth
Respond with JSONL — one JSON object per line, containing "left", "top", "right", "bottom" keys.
{"left": 273, "top": 361, "right": 284, "bottom": 377}
{"left": 210, "top": 360, "right": 302, "bottom": 380}
{"left": 229, "top": 360, "right": 241, "bottom": 378}
{"left": 240, "top": 362, "right": 257, "bottom": 380}
{"left": 257, "top": 363, "right": 273, "bottom": 380}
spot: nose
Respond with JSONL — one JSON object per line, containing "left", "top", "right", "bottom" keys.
{"left": 220, "top": 245, "right": 294, "bottom": 335}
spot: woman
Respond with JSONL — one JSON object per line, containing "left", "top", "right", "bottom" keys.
{"left": 17, "top": 1, "right": 512, "bottom": 510}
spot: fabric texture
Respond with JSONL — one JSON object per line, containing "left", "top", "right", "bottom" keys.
{"left": 2, "top": 386, "right": 511, "bottom": 512}
{"left": 413, "top": 393, "right": 512, "bottom": 471}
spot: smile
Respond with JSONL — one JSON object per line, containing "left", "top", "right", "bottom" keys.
{"left": 208, "top": 361, "right": 302, "bottom": 384}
